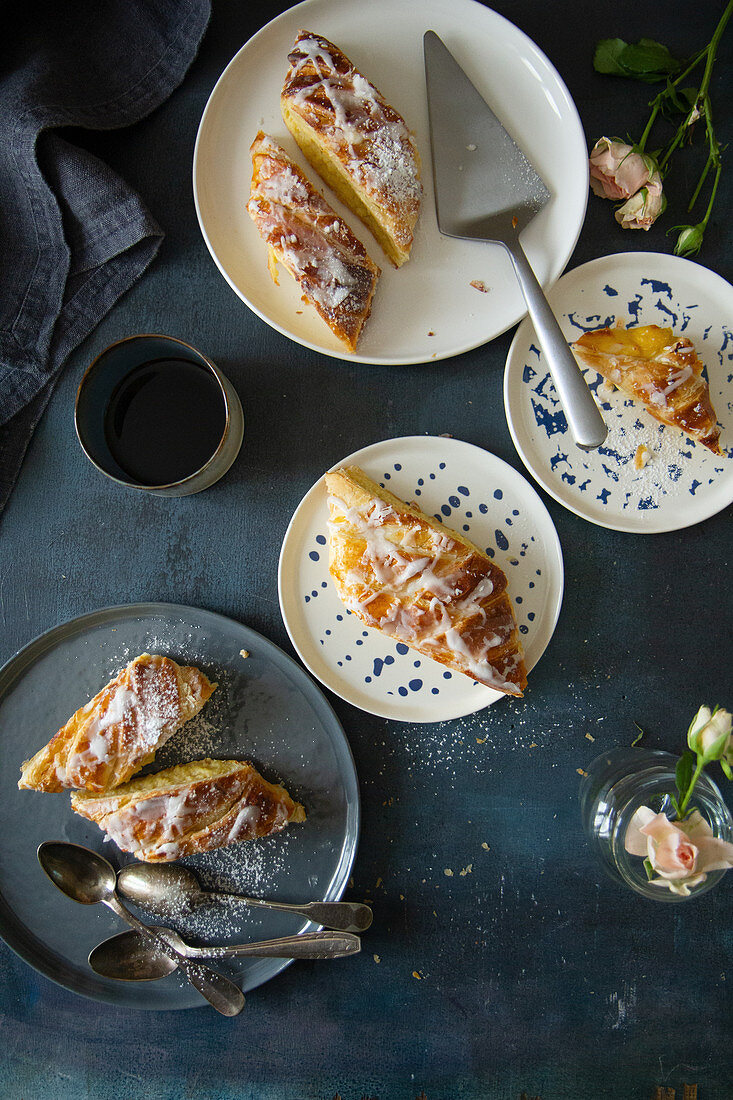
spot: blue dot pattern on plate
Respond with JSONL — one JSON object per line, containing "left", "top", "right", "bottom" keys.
{"left": 302, "top": 456, "right": 548, "bottom": 704}
{"left": 519, "top": 275, "right": 731, "bottom": 517}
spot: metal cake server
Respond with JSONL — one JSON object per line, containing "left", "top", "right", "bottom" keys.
{"left": 423, "top": 30, "right": 607, "bottom": 450}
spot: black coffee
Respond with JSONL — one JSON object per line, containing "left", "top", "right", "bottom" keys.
{"left": 104, "top": 358, "right": 226, "bottom": 486}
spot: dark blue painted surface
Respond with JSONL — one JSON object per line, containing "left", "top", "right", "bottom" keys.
{"left": 0, "top": 2, "right": 731, "bottom": 1097}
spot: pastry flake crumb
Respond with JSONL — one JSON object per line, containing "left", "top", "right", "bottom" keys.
{"left": 469, "top": 279, "right": 489, "bottom": 293}
{"left": 529, "top": 741, "right": 538, "bottom": 748}
{"left": 481, "top": 842, "right": 490, "bottom": 851}
{"left": 443, "top": 868, "right": 453, "bottom": 877}
{"left": 239, "top": 649, "right": 250, "bottom": 660}
{"left": 459, "top": 864, "right": 473, "bottom": 877}
{"left": 577, "top": 767, "right": 589, "bottom": 777}
{"left": 634, "top": 443, "right": 651, "bottom": 470}
{"left": 427, "top": 331, "right": 435, "bottom": 336}
{"left": 585, "top": 732, "right": 595, "bottom": 742}
{"left": 412, "top": 970, "right": 423, "bottom": 980}
{"left": 373, "top": 954, "right": 381, "bottom": 964}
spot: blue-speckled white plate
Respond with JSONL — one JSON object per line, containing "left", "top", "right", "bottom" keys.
{"left": 278, "top": 437, "right": 564, "bottom": 721}
{"left": 504, "top": 253, "right": 733, "bottom": 533}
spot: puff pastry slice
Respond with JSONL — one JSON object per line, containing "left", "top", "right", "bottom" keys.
{"left": 571, "top": 323, "right": 723, "bottom": 454}
{"left": 281, "top": 30, "right": 422, "bottom": 267}
{"left": 71, "top": 759, "right": 306, "bottom": 862}
{"left": 19, "top": 654, "right": 216, "bottom": 793}
{"left": 325, "top": 466, "right": 527, "bottom": 696}
{"left": 247, "top": 131, "right": 380, "bottom": 352}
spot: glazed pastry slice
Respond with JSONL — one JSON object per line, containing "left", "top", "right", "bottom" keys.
{"left": 247, "top": 131, "right": 380, "bottom": 352}
{"left": 281, "top": 30, "right": 422, "bottom": 267}
{"left": 325, "top": 466, "right": 527, "bottom": 696}
{"left": 571, "top": 323, "right": 723, "bottom": 454}
{"left": 19, "top": 654, "right": 216, "bottom": 793}
{"left": 71, "top": 759, "right": 306, "bottom": 862}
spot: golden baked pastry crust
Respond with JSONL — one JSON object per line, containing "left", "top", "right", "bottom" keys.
{"left": 325, "top": 466, "right": 527, "bottom": 696}
{"left": 281, "top": 30, "right": 421, "bottom": 267}
{"left": 71, "top": 759, "right": 306, "bottom": 862}
{"left": 247, "top": 131, "right": 380, "bottom": 352}
{"left": 19, "top": 654, "right": 216, "bottom": 793}
{"left": 571, "top": 323, "right": 723, "bottom": 455}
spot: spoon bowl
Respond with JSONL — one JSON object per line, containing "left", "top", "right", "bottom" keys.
{"left": 38, "top": 841, "right": 117, "bottom": 905}
{"left": 89, "top": 928, "right": 179, "bottom": 981}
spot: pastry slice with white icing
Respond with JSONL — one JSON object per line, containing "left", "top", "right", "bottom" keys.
{"left": 71, "top": 759, "right": 306, "bottom": 863}
{"left": 281, "top": 30, "right": 422, "bottom": 267}
{"left": 19, "top": 654, "right": 216, "bottom": 793}
{"left": 571, "top": 323, "right": 723, "bottom": 454}
{"left": 326, "top": 466, "right": 527, "bottom": 696}
{"left": 247, "top": 131, "right": 380, "bottom": 352}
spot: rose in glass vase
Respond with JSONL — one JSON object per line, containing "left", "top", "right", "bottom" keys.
{"left": 623, "top": 706, "right": 733, "bottom": 897}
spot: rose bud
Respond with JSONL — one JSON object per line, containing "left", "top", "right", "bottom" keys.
{"left": 589, "top": 137, "right": 654, "bottom": 200}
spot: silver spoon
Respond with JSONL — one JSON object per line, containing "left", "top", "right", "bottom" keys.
{"left": 37, "top": 841, "right": 244, "bottom": 1016}
{"left": 90, "top": 925, "right": 361, "bottom": 982}
{"left": 117, "top": 861, "right": 373, "bottom": 934}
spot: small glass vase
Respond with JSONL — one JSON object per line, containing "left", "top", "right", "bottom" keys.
{"left": 579, "top": 747, "right": 733, "bottom": 901}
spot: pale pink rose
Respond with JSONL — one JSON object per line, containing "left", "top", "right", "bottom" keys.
{"left": 614, "top": 174, "right": 665, "bottom": 230}
{"left": 589, "top": 138, "right": 653, "bottom": 200}
{"left": 625, "top": 807, "right": 733, "bottom": 896}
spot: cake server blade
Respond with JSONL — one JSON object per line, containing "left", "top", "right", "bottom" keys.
{"left": 423, "top": 30, "right": 607, "bottom": 450}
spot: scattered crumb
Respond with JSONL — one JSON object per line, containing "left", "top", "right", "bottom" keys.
{"left": 585, "top": 733, "right": 595, "bottom": 742}
{"left": 412, "top": 970, "right": 423, "bottom": 980}
{"left": 529, "top": 742, "right": 538, "bottom": 748}
{"left": 481, "top": 842, "right": 490, "bottom": 851}
{"left": 634, "top": 443, "right": 651, "bottom": 470}
{"left": 432, "top": 910, "right": 437, "bottom": 917}
{"left": 399, "top": 894, "right": 405, "bottom": 901}
{"left": 239, "top": 649, "right": 250, "bottom": 660}
{"left": 444, "top": 868, "right": 453, "bottom": 877}
{"left": 295, "top": 309, "right": 303, "bottom": 314}
{"left": 466, "top": 143, "right": 477, "bottom": 151}
{"left": 373, "top": 954, "right": 381, "bottom": 964}
{"left": 375, "top": 877, "right": 383, "bottom": 889}
{"left": 476, "top": 736, "right": 487, "bottom": 744}
{"left": 459, "top": 864, "right": 473, "bottom": 877}
{"left": 596, "top": 379, "right": 616, "bottom": 401}
{"left": 577, "top": 767, "right": 588, "bottom": 777}
{"left": 470, "top": 280, "right": 489, "bottom": 293}
{"left": 427, "top": 331, "right": 435, "bottom": 337}
{"left": 438, "top": 432, "right": 453, "bottom": 438}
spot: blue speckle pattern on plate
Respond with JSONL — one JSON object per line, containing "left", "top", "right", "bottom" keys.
{"left": 278, "top": 437, "right": 564, "bottom": 722}
{"left": 504, "top": 253, "right": 733, "bottom": 533}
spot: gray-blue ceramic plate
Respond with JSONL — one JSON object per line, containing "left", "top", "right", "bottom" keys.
{"left": 0, "top": 603, "right": 359, "bottom": 1010}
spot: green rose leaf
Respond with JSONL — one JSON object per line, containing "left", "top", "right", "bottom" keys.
{"left": 643, "top": 857, "right": 655, "bottom": 881}
{"left": 675, "top": 750, "right": 696, "bottom": 803}
{"left": 593, "top": 37, "right": 683, "bottom": 83}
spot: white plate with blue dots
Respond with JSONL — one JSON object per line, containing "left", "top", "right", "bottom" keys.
{"left": 504, "top": 252, "right": 733, "bottom": 533}
{"left": 278, "top": 436, "right": 564, "bottom": 722}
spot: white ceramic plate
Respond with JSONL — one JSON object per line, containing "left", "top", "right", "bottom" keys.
{"left": 278, "top": 437, "right": 564, "bottom": 721}
{"left": 504, "top": 253, "right": 733, "bottom": 534}
{"left": 193, "top": 0, "right": 588, "bottom": 365}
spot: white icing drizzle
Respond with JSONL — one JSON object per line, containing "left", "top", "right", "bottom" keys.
{"left": 284, "top": 33, "right": 421, "bottom": 233}
{"left": 328, "top": 489, "right": 518, "bottom": 691}
{"left": 248, "top": 135, "right": 373, "bottom": 317}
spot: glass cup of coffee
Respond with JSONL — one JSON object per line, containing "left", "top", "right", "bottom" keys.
{"left": 75, "top": 334, "right": 244, "bottom": 496}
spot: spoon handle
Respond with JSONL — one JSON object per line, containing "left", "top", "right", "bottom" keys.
{"left": 209, "top": 891, "right": 373, "bottom": 934}
{"left": 184, "top": 930, "right": 361, "bottom": 960}
{"left": 104, "top": 895, "right": 245, "bottom": 1016}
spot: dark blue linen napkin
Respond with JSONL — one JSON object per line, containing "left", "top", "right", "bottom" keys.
{"left": 0, "top": 0, "right": 211, "bottom": 514}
